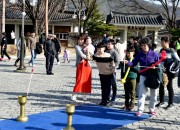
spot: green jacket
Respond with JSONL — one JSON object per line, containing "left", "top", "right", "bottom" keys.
{"left": 121, "top": 57, "right": 139, "bottom": 79}
{"left": 176, "top": 41, "right": 180, "bottom": 50}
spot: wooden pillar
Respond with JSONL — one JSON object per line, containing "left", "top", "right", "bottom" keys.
{"left": 154, "top": 29, "right": 159, "bottom": 44}
{"left": 1, "top": 0, "right": 6, "bottom": 34}
{"left": 45, "top": 0, "right": 48, "bottom": 38}
{"left": 123, "top": 27, "right": 128, "bottom": 47}
{"left": 144, "top": 27, "right": 148, "bottom": 37}
{"left": 0, "top": 4, "right": 1, "bottom": 40}
{"left": 15, "top": 24, "right": 20, "bottom": 43}
{"left": 52, "top": 25, "right": 54, "bottom": 34}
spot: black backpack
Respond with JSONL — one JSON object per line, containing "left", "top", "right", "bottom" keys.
{"left": 35, "top": 42, "right": 42, "bottom": 54}
{"left": 144, "top": 68, "right": 161, "bottom": 89}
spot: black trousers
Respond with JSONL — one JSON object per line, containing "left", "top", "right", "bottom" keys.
{"left": 55, "top": 53, "right": 59, "bottom": 62}
{"left": 1, "top": 48, "right": 11, "bottom": 59}
{"left": 159, "top": 76, "right": 174, "bottom": 105}
{"left": 99, "top": 74, "right": 113, "bottom": 103}
{"left": 15, "top": 58, "right": 20, "bottom": 63}
{"left": 46, "top": 54, "right": 55, "bottom": 74}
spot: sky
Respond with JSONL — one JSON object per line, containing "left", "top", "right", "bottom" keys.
{"left": 144, "top": 0, "right": 161, "bottom": 4}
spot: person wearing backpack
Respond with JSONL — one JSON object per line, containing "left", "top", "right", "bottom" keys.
{"left": 52, "top": 35, "right": 61, "bottom": 65}
{"left": 156, "top": 36, "right": 180, "bottom": 110}
{"left": 35, "top": 42, "right": 42, "bottom": 55}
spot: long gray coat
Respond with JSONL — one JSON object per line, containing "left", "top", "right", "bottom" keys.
{"left": 16, "top": 38, "right": 26, "bottom": 58}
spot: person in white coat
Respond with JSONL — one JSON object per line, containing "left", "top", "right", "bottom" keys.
{"left": 115, "top": 38, "right": 126, "bottom": 69}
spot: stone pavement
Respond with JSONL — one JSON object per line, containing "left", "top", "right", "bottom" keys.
{"left": 0, "top": 55, "right": 180, "bottom": 130}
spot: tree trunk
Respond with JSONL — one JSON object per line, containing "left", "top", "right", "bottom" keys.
{"left": 32, "top": 19, "right": 38, "bottom": 35}
{"left": 2, "top": 0, "right": 5, "bottom": 33}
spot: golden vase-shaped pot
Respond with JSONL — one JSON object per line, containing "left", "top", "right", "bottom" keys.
{"left": 17, "top": 95, "right": 28, "bottom": 122}
{"left": 63, "top": 104, "right": 75, "bottom": 130}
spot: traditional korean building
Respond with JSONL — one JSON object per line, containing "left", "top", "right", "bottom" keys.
{"left": 106, "top": 12, "right": 166, "bottom": 45}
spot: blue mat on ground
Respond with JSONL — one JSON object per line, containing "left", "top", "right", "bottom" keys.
{"left": 0, "top": 104, "right": 150, "bottom": 130}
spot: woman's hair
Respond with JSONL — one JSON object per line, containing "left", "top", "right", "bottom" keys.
{"left": 126, "top": 46, "right": 135, "bottom": 52}
{"left": 139, "top": 37, "right": 151, "bottom": 48}
{"left": 84, "top": 36, "right": 92, "bottom": 43}
{"left": 161, "top": 36, "right": 169, "bottom": 42}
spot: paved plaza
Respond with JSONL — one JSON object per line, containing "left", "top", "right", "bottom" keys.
{"left": 0, "top": 54, "right": 180, "bottom": 130}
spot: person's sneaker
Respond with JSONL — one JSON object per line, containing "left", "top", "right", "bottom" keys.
{"left": 156, "top": 102, "right": 165, "bottom": 108}
{"left": 50, "top": 72, "right": 54, "bottom": 75}
{"left": 165, "top": 104, "right": 174, "bottom": 110}
{"left": 148, "top": 111, "right": 157, "bottom": 116}
{"left": 29, "top": 63, "right": 32, "bottom": 66}
{"left": 106, "top": 101, "right": 113, "bottom": 106}
{"left": 135, "top": 111, "right": 142, "bottom": 117}
{"left": 121, "top": 94, "right": 125, "bottom": 97}
{"left": 8, "top": 58, "right": 11, "bottom": 61}
{"left": 57, "top": 62, "right": 60, "bottom": 65}
{"left": 121, "top": 106, "right": 128, "bottom": 110}
{"left": 128, "top": 105, "right": 134, "bottom": 111}
{"left": 99, "top": 102, "right": 106, "bottom": 106}
{"left": 71, "top": 95, "right": 77, "bottom": 101}
{"left": 82, "top": 95, "right": 87, "bottom": 101}
{"left": 14, "top": 62, "right": 18, "bottom": 67}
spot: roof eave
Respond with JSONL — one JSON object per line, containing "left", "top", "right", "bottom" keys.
{"left": 110, "top": 23, "right": 165, "bottom": 28}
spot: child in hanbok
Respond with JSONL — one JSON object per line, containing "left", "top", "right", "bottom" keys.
{"left": 63, "top": 48, "right": 70, "bottom": 63}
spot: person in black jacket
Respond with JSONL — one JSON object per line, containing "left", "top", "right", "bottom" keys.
{"left": 44, "top": 34, "right": 57, "bottom": 75}
{"left": 0, "top": 32, "right": 11, "bottom": 61}
{"left": 156, "top": 36, "right": 180, "bottom": 109}
{"left": 52, "top": 35, "right": 61, "bottom": 64}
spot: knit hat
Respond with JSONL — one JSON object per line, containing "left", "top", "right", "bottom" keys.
{"left": 139, "top": 37, "right": 151, "bottom": 47}
{"left": 96, "top": 42, "right": 107, "bottom": 48}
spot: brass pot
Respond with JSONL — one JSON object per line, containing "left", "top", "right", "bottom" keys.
{"left": 17, "top": 95, "right": 28, "bottom": 122}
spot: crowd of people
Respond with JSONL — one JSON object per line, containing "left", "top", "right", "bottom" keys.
{"left": 1, "top": 31, "right": 180, "bottom": 117}
{"left": 72, "top": 32, "right": 180, "bottom": 117}
{"left": 0, "top": 32, "right": 66, "bottom": 74}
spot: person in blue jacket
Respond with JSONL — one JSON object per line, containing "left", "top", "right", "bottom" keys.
{"left": 125, "top": 37, "right": 159, "bottom": 117}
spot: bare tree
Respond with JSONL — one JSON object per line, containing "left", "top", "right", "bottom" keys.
{"left": 152, "top": 0, "right": 180, "bottom": 29}
{"left": 7, "top": 0, "right": 67, "bottom": 34}
{"left": 107, "top": 0, "right": 180, "bottom": 30}
{"left": 70, "top": 0, "right": 101, "bottom": 33}
{"left": 0, "top": 0, "right": 6, "bottom": 40}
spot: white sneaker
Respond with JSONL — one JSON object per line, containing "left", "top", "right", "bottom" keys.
{"left": 57, "top": 62, "right": 60, "bottom": 65}
{"left": 29, "top": 63, "right": 32, "bottom": 66}
{"left": 71, "top": 95, "right": 77, "bottom": 101}
{"left": 82, "top": 95, "right": 87, "bottom": 101}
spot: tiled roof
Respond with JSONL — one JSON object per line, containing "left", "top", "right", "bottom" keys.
{"left": 5, "top": 9, "right": 73, "bottom": 21}
{"left": 107, "top": 12, "right": 164, "bottom": 27}
{"left": 0, "top": 1, "right": 73, "bottom": 21}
